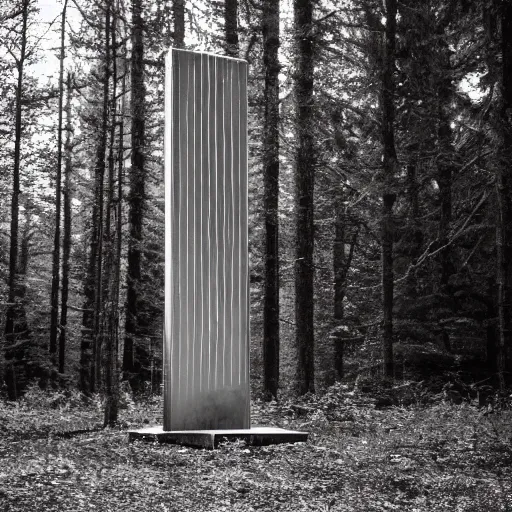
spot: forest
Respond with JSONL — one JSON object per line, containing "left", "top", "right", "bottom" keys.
{"left": 2, "top": 0, "right": 512, "bottom": 406}
{"left": 1, "top": 0, "right": 512, "bottom": 510}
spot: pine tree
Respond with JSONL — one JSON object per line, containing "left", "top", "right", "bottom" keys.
{"left": 49, "top": 0, "right": 69, "bottom": 368}
{"left": 262, "top": 0, "right": 280, "bottom": 399}
{"left": 103, "top": 1, "right": 125, "bottom": 425}
{"left": 80, "top": 0, "right": 112, "bottom": 393}
{"left": 381, "top": 0, "right": 398, "bottom": 380}
{"left": 4, "top": 0, "right": 32, "bottom": 399}
{"left": 58, "top": 72, "right": 73, "bottom": 374}
{"left": 123, "top": 0, "right": 146, "bottom": 391}
{"left": 333, "top": 186, "right": 357, "bottom": 380}
{"left": 294, "top": 0, "right": 316, "bottom": 395}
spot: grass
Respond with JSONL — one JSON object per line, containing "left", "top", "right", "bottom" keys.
{"left": 0, "top": 384, "right": 511, "bottom": 511}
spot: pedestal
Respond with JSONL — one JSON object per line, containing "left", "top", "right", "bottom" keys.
{"left": 128, "top": 426, "right": 309, "bottom": 449}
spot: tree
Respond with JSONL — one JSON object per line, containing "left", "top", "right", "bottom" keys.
{"left": 58, "top": 73, "right": 73, "bottom": 374}
{"left": 333, "top": 187, "right": 357, "bottom": 380}
{"left": 432, "top": 5, "right": 461, "bottom": 355}
{"left": 49, "top": 0, "right": 69, "bottom": 367}
{"left": 262, "top": 0, "right": 280, "bottom": 399}
{"left": 381, "top": 0, "right": 398, "bottom": 380}
{"left": 294, "top": 0, "right": 315, "bottom": 394}
{"left": 92, "top": 2, "right": 111, "bottom": 392}
{"left": 103, "top": 1, "right": 125, "bottom": 425}
{"left": 4, "top": 0, "right": 32, "bottom": 399}
{"left": 80, "top": 0, "right": 112, "bottom": 393}
{"left": 123, "top": 0, "right": 146, "bottom": 391}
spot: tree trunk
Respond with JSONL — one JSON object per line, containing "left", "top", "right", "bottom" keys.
{"left": 400, "top": 161, "right": 421, "bottom": 310}
{"left": 294, "top": 0, "right": 315, "bottom": 395}
{"left": 104, "top": 6, "right": 120, "bottom": 426}
{"left": 58, "top": 73, "right": 73, "bottom": 375}
{"left": 81, "top": 224, "right": 96, "bottom": 392}
{"left": 5, "top": 214, "right": 34, "bottom": 397}
{"left": 333, "top": 190, "right": 345, "bottom": 380}
{"left": 4, "top": 0, "right": 30, "bottom": 400}
{"left": 124, "top": 0, "right": 146, "bottom": 391}
{"left": 333, "top": 186, "right": 357, "bottom": 381}
{"left": 381, "top": 0, "right": 398, "bottom": 380}
{"left": 109, "top": 55, "right": 125, "bottom": 418}
{"left": 49, "top": 0, "right": 68, "bottom": 367}
{"left": 262, "top": 0, "right": 280, "bottom": 399}
{"left": 496, "top": 0, "right": 512, "bottom": 391}
{"left": 80, "top": 195, "right": 97, "bottom": 394}
{"left": 173, "top": 0, "right": 185, "bottom": 48}
{"left": 87, "top": 4, "right": 111, "bottom": 393}
{"left": 225, "top": 0, "right": 239, "bottom": 57}
{"left": 406, "top": 162, "right": 423, "bottom": 260}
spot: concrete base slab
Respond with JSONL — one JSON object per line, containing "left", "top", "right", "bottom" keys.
{"left": 128, "top": 426, "right": 309, "bottom": 449}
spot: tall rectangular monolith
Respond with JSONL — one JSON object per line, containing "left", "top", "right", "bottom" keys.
{"left": 163, "top": 49, "right": 250, "bottom": 430}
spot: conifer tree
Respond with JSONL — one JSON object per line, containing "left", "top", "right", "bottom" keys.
{"left": 262, "top": 0, "right": 280, "bottom": 399}
{"left": 58, "top": 72, "right": 73, "bottom": 374}
{"left": 49, "top": 0, "right": 69, "bottom": 367}
{"left": 4, "top": 0, "right": 32, "bottom": 399}
{"left": 124, "top": 0, "right": 146, "bottom": 390}
{"left": 294, "top": 0, "right": 316, "bottom": 394}
{"left": 381, "top": 0, "right": 398, "bottom": 379}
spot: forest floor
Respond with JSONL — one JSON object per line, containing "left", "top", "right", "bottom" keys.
{"left": 1, "top": 384, "right": 512, "bottom": 512}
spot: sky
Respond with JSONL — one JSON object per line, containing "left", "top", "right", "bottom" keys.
{"left": 32, "top": 0, "right": 80, "bottom": 84}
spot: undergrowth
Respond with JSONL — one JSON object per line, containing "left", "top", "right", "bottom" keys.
{"left": 1, "top": 383, "right": 511, "bottom": 511}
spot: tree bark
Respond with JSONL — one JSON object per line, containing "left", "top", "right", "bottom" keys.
{"left": 80, "top": 199, "right": 97, "bottom": 394}
{"left": 173, "top": 0, "right": 185, "bottom": 48}
{"left": 294, "top": 0, "right": 315, "bottom": 395}
{"left": 81, "top": 225, "right": 96, "bottom": 392}
{"left": 58, "top": 72, "right": 73, "bottom": 375}
{"left": 109, "top": 53, "right": 125, "bottom": 417}
{"left": 123, "top": 0, "right": 146, "bottom": 391}
{"left": 225, "top": 0, "right": 239, "bottom": 57}
{"left": 80, "top": 3, "right": 114, "bottom": 393}
{"left": 104, "top": 5, "right": 120, "bottom": 426}
{"left": 49, "top": 0, "right": 68, "bottom": 367}
{"left": 406, "top": 162, "right": 423, "bottom": 257}
{"left": 381, "top": 0, "right": 398, "bottom": 380}
{"left": 262, "top": 0, "right": 280, "bottom": 399}
{"left": 333, "top": 187, "right": 357, "bottom": 381}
